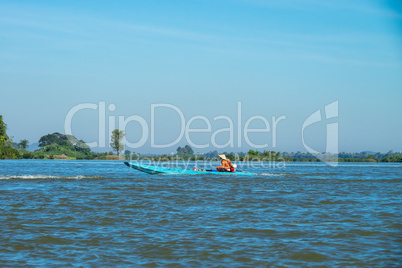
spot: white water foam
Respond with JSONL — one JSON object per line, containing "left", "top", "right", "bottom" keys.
{"left": 0, "top": 175, "right": 88, "bottom": 180}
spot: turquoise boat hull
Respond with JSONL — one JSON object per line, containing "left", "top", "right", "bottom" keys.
{"left": 124, "top": 162, "right": 255, "bottom": 176}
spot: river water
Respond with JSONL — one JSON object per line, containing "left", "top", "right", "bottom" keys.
{"left": 0, "top": 160, "right": 401, "bottom": 267}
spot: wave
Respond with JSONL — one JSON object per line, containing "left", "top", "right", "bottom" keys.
{"left": 257, "top": 173, "right": 291, "bottom": 176}
{"left": 0, "top": 175, "right": 99, "bottom": 180}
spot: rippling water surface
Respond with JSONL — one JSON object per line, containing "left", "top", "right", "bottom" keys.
{"left": 0, "top": 160, "right": 401, "bottom": 267}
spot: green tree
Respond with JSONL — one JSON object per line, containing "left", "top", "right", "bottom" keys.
{"left": 124, "top": 150, "right": 132, "bottom": 160}
{"left": 0, "top": 115, "right": 9, "bottom": 143}
{"left": 35, "top": 132, "right": 93, "bottom": 159}
{"left": 73, "top": 139, "right": 91, "bottom": 154}
{"left": 39, "top": 132, "right": 67, "bottom": 147}
{"left": 18, "top": 139, "right": 29, "bottom": 150}
{"left": 247, "top": 149, "right": 259, "bottom": 158}
{"left": 110, "top": 129, "right": 125, "bottom": 156}
{"left": 226, "top": 153, "right": 235, "bottom": 161}
{"left": 0, "top": 115, "right": 21, "bottom": 159}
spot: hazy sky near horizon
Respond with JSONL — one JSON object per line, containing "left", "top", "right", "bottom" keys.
{"left": 0, "top": 0, "right": 401, "bottom": 153}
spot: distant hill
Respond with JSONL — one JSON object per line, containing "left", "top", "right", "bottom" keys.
{"left": 89, "top": 146, "right": 111, "bottom": 154}
{"left": 28, "top": 143, "right": 40, "bottom": 152}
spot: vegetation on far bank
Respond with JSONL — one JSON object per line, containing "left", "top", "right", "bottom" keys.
{"left": 1, "top": 115, "right": 401, "bottom": 162}
{"left": 0, "top": 116, "right": 20, "bottom": 159}
{"left": 12, "top": 132, "right": 126, "bottom": 160}
{"left": 124, "top": 149, "right": 402, "bottom": 163}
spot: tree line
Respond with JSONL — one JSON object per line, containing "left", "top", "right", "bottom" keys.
{"left": 0, "top": 115, "right": 125, "bottom": 159}
{"left": 124, "top": 148, "right": 402, "bottom": 163}
{"left": 1, "top": 115, "right": 401, "bottom": 162}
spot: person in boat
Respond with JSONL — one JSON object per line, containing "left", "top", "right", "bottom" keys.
{"left": 216, "top": 154, "right": 235, "bottom": 172}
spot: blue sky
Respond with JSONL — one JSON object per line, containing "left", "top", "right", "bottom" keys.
{"left": 0, "top": 0, "right": 401, "bottom": 153}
